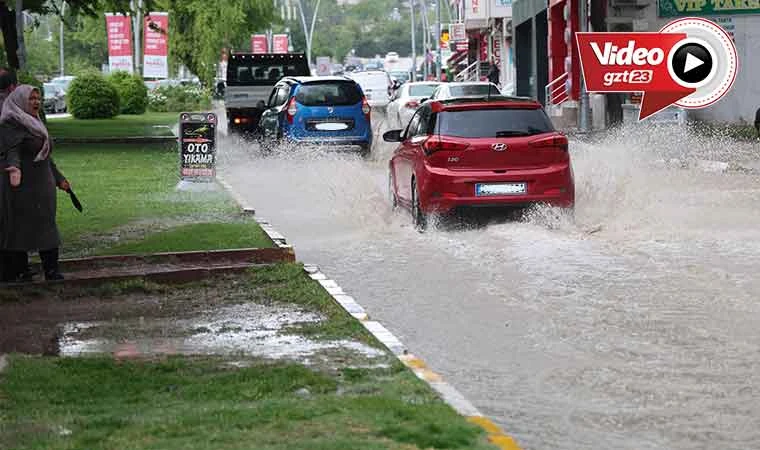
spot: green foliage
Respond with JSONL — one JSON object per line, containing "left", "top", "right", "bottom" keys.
{"left": 168, "top": 0, "right": 276, "bottom": 85}
{"left": 108, "top": 71, "right": 148, "bottom": 114}
{"left": 147, "top": 84, "right": 211, "bottom": 112}
{"left": 67, "top": 71, "right": 120, "bottom": 119}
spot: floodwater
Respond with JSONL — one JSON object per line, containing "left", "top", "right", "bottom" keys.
{"left": 59, "top": 302, "right": 386, "bottom": 366}
{"left": 218, "top": 113, "right": 760, "bottom": 450}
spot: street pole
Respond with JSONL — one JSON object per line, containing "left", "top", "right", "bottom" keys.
{"left": 578, "top": 0, "right": 591, "bottom": 132}
{"left": 420, "top": 0, "right": 428, "bottom": 79}
{"left": 410, "top": 0, "right": 416, "bottom": 81}
{"left": 436, "top": 0, "right": 442, "bottom": 81}
{"left": 59, "top": 1, "right": 65, "bottom": 76}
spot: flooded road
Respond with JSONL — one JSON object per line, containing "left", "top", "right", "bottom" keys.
{"left": 218, "top": 115, "right": 760, "bottom": 450}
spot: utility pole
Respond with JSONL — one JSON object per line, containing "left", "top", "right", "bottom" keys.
{"left": 59, "top": 1, "right": 65, "bottom": 76}
{"left": 578, "top": 0, "right": 591, "bottom": 132}
{"left": 130, "top": 0, "right": 143, "bottom": 75}
{"left": 419, "top": 0, "right": 429, "bottom": 79}
{"left": 436, "top": 0, "right": 442, "bottom": 81}
{"left": 410, "top": 0, "right": 416, "bottom": 81}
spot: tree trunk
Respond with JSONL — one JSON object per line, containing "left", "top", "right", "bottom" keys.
{"left": 0, "top": 1, "right": 20, "bottom": 68}
{"left": 15, "top": 0, "right": 25, "bottom": 70}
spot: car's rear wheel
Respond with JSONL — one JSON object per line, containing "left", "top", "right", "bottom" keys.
{"left": 411, "top": 179, "right": 427, "bottom": 232}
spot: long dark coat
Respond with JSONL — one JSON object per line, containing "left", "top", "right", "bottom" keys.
{"left": 0, "top": 120, "right": 65, "bottom": 252}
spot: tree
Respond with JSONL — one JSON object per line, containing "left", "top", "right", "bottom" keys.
{"left": 0, "top": 0, "right": 153, "bottom": 70}
{"left": 168, "top": 0, "right": 275, "bottom": 85}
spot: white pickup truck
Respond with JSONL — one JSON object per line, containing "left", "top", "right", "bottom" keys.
{"left": 224, "top": 53, "right": 310, "bottom": 135}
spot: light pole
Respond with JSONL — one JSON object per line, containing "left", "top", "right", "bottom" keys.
{"left": 59, "top": 1, "right": 65, "bottom": 76}
{"left": 296, "top": 0, "right": 322, "bottom": 68}
{"left": 436, "top": 0, "right": 442, "bottom": 81}
{"left": 578, "top": 0, "right": 591, "bottom": 132}
{"left": 410, "top": 0, "right": 416, "bottom": 81}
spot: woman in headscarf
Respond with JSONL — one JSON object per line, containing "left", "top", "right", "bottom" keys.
{"left": 0, "top": 85, "right": 70, "bottom": 281}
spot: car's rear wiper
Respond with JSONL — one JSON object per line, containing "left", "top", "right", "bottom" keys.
{"left": 495, "top": 130, "right": 531, "bottom": 137}
{"left": 495, "top": 127, "right": 547, "bottom": 137}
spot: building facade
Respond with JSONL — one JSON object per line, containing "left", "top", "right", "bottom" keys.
{"left": 511, "top": 0, "right": 759, "bottom": 126}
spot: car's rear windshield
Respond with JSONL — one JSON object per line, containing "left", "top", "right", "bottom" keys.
{"left": 437, "top": 108, "right": 554, "bottom": 138}
{"left": 295, "top": 81, "right": 362, "bottom": 106}
{"left": 227, "top": 58, "right": 309, "bottom": 86}
{"left": 449, "top": 84, "right": 500, "bottom": 97}
{"left": 409, "top": 84, "right": 439, "bottom": 97}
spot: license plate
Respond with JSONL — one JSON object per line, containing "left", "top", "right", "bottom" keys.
{"left": 314, "top": 122, "right": 349, "bottom": 131}
{"left": 476, "top": 182, "right": 526, "bottom": 196}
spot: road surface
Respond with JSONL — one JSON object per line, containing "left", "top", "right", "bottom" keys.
{"left": 219, "top": 116, "right": 760, "bottom": 450}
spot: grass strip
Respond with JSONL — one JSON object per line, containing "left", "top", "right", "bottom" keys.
{"left": 0, "top": 356, "right": 496, "bottom": 450}
{"left": 52, "top": 143, "right": 271, "bottom": 257}
{"left": 47, "top": 112, "right": 180, "bottom": 138}
{"left": 0, "top": 264, "right": 498, "bottom": 449}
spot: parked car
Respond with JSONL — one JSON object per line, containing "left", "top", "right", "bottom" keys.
{"left": 427, "top": 82, "right": 501, "bottom": 101}
{"left": 346, "top": 70, "right": 393, "bottom": 110}
{"left": 386, "top": 81, "right": 441, "bottom": 129}
{"left": 384, "top": 96, "right": 575, "bottom": 230}
{"left": 42, "top": 83, "right": 67, "bottom": 114}
{"left": 258, "top": 76, "right": 373, "bottom": 157}
{"left": 49, "top": 75, "right": 76, "bottom": 93}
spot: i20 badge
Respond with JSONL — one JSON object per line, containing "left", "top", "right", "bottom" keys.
{"left": 492, "top": 143, "right": 507, "bottom": 152}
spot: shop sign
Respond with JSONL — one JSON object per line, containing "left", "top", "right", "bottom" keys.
{"left": 658, "top": 0, "right": 760, "bottom": 17}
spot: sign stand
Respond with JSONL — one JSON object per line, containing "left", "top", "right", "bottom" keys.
{"left": 176, "top": 112, "right": 219, "bottom": 192}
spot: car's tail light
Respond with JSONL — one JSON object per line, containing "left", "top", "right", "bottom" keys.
{"left": 362, "top": 96, "right": 371, "bottom": 122}
{"left": 529, "top": 134, "right": 568, "bottom": 151}
{"left": 286, "top": 97, "right": 297, "bottom": 124}
{"left": 423, "top": 137, "right": 470, "bottom": 155}
{"left": 404, "top": 100, "right": 420, "bottom": 109}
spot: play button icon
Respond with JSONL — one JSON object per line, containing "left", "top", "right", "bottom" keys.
{"left": 671, "top": 42, "right": 713, "bottom": 84}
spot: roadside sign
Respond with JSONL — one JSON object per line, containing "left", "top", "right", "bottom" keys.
{"left": 179, "top": 112, "right": 217, "bottom": 182}
{"left": 316, "top": 56, "right": 331, "bottom": 76}
{"left": 450, "top": 23, "right": 466, "bottom": 42}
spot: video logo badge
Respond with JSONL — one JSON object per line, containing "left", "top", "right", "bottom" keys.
{"left": 576, "top": 17, "right": 738, "bottom": 120}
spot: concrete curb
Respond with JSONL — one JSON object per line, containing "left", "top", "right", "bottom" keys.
{"left": 53, "top": 136, "right": 177, "bottom": 145}
{"left": 217, "top": 177, "right": 523, "bottom": 450}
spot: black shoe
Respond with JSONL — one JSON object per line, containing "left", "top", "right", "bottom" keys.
{"left": 44, "top": 271, "right": 64, "bottom": 281}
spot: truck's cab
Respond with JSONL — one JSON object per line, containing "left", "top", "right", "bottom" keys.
{"left": 225, "top": 53, "right": 310, "bottom": 135}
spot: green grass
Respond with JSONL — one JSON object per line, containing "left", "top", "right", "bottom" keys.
{"left": 0, "top": 356, "right": 497, "bottom": 450}
{"left": 689, "top": 121, "right": 759, "bottom": 141}
{"left": 100, "top": 223, "right": 273, "bottom": 255}
{"left": 249, "top": 263, "right": 369, "bottom": 342}
{"left": 52, "top": 143, "right": 272, "bottom": 257}
{"left": 47, "top": 112, "right": 180, "bottom": 138}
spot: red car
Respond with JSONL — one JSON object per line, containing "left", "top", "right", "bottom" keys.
{"left": 384, "top": 96, "right": 575, "bottom": 230}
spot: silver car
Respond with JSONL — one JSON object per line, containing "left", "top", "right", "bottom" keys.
{"left": 386, "top": 82, "right": 441, "bottom": 128}
{"left": 43, "top": 83, "right": 67, "bottom": 114}
{"left": 428, "top": 81, "right": 501, "bottom": 101}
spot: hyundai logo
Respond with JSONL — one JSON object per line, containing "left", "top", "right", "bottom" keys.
{"left": 492, "top": 143, "right": 507, "bottom": 151}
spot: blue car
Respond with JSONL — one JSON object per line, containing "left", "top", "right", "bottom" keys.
{"left": 258, "top": 76, "right": 373, "bottom": 156}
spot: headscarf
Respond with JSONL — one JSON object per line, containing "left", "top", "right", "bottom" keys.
{"left": 0, "top": 85, "right": 50, "bottom": 162}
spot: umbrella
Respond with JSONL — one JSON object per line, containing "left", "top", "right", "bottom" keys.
{"left": 65, "top": 188, "right": 83, "bottom": 212}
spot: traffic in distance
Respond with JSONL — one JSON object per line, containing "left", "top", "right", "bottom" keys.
{"left": 221, "top": 50, "right": 575, "bottom": 230}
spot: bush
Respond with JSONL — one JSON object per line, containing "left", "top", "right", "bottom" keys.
{"left": 108, "top": 71, "right": 148, "bottom": 115}
{"left": 147, "top": 84, "right": 212, "bottom": 112}
{"left": 67, "top": 71, "right": 120, "bottom": 119}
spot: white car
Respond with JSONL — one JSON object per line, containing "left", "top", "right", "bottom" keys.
{"left": 386, "top": 81, "right": 441, "bottom": 128}
{"left": 428, "top": 81, "right": 501, "bottom": 101}
{"left": 346, "top": 70, "right": 393, "bottom": 109}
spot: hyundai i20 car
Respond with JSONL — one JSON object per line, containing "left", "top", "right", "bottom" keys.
{"left": 384, "top": 96, "right": 575, "bottom": 230}
{"left": 258, "top": 76, "right": 373, "bottom": 156}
